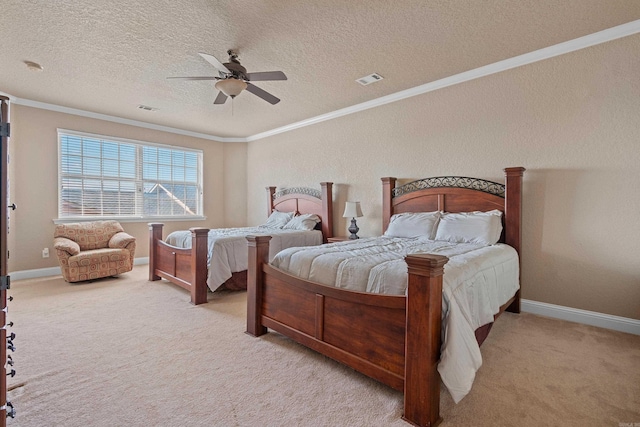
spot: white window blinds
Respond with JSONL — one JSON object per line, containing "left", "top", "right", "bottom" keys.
{"left": 58, "top": 130, "right": 203, "bottom": 220}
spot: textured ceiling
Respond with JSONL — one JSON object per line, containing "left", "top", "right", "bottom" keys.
{"left": 2, "top": 1, "right": 640, "bottom": 139}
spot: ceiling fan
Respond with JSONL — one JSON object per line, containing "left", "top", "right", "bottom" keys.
{"left": 168, "top": 50, "right": 287, "bottom": 105}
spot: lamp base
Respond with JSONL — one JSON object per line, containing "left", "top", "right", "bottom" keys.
{"left": 348, "top": 218, "right": 359, "bottom": 239}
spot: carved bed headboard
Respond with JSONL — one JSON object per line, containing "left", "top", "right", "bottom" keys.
{"left": 382, "top": 167, "right": 524, "bottom": 253}
{"left": 266, "top": 182, "right": 334, "bottom": 240}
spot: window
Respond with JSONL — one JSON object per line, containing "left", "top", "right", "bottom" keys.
{"left": 58, "top": 129, "right": 203, "bottom": 221}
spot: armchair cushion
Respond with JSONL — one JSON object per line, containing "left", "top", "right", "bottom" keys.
{"left": 53, "top": 237, "right": 81, "bottom": 256}
{"left": 54, "top": 220, "right": 125, "bottom": 251}
{"left": 109, "top": 232, "right": 136, "bottom": 249}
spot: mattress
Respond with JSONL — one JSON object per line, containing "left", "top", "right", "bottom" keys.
{"left": 166, "top": 226, "right": 323, "bottom": 291}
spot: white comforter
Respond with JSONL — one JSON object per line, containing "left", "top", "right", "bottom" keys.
{"left": 271, "top": 236, "right": 520, "bottom": 403}
{"left": 165, "top": 226, "right": 323, "bottom": 292}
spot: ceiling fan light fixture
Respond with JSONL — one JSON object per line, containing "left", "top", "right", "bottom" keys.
{"left": 173, "top": 51, "right": 285, "bottom": 105}
{"left": 215, "top": 78, "right": 247, "bottom": 98}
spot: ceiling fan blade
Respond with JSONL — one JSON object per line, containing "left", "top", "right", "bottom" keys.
{"left": 213, "top": 91, "right": 228, "bottom": 105}
{"left": 167, "top": 76, "right": 219, "bottom": 81}
{"left": 198, "top": 52, "right": 231, "bottom": 74}
{"left": 245, "top": 71, "right": 287, "bottom": 81}
{"left": 245, "top": 83, "right": 280, "bottom": 105}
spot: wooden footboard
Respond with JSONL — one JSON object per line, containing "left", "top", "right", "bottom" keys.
{"left": 246, "top": 235, "right": 449, "bottom": 427}
{"left": 148, "top": 225, "right": 257, "bottom": 304}
{"left": 149, "top": 223, "right": 209, "bottom": 305}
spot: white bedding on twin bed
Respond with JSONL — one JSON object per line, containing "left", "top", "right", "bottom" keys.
{"left": 270, "top": 236, "right": 520, "bottom": 403}
{"left": 165, "top": 227, "right": 323, "bottom": 292}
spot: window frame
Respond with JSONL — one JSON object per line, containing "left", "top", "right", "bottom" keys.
{"left": 56, "top": 129, "right": 205, "bottom": 223}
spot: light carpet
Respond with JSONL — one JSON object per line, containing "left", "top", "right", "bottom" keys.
{"left": 6, "top": 265, "right": 640, "bottom": 426}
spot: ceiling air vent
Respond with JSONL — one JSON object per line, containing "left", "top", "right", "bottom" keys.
{"left": 137, "top": 104, "right": 158, "bottom": 112}
{"left": 356, "top": 73, "right": 384, "bottom": 86}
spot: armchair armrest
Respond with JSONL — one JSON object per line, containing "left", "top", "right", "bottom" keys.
{"left": 109, "top": 231, "right": 136, "bottom": 249}
{"left": 53, "top": 237, "right": 80, "bottom": 256}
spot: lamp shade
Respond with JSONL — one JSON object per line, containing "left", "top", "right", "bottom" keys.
{"left": 343, "top": 201, "right": 363, "bottom": 218}
{"left": 215, "top": 78, "right": 248, "bottom": 97}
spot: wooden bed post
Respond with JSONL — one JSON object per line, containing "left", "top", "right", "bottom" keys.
{"left": 403, "top": 253, "right": 448, "bottom": 427}
{"left": 381, "top": 177, "right": 397, "bottom": 234}
{"left": 189, "top": 228, "right": 209, "bottom": 305}
{"left": 148, "top": 223, "right": 163, "bottom": 281}
{"left": 320, "top": 182, "right": 334, "bottom": 241}
{"left": 266, "top": 186, "right": 276, "bottom": 216}
{"left": 503, "top": 167, "right": 525, "bottom": 314}
{"left": 246, "top": 235, "right": 271, "bottom": 337}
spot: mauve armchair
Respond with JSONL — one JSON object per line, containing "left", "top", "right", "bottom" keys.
{"left": 53, "top": 220, "right": 136, "bottom": 282}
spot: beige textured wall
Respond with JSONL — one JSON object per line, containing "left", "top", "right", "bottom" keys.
{"left": 247, "top": 35, "right": 640, "bottom": 320}
{"left": 6, "top": 34, "right": 638, "bottom": 320}
{"left": 7, "top": 105, "right": 227, "bottom": 272}
{"left": 223, "top": 142, "right": 248, "bottom": 227}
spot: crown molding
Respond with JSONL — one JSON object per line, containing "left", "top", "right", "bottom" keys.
{"left": 10, "top": 97, "right": 243, "bottom": 143}
{"left": 8, "top": 19, "right": 640, "bottom": 143}
{"left": 248, "top": 19, "right": 640, "bottom": 142}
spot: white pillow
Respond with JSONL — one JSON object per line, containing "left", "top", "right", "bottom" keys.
{"left": 283, "top": 213, "right": 321, "bottom": 231}
{"left": 262, "top": 211, "right": 295, "bottom": 228}
{"left": 384, "top": 211, "right": 440, "bottom": 239}
{"left": 434, "top": 210, "right": 503, "bottom": 246}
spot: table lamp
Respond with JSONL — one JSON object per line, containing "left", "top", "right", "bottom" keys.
{"left": 343, "top": 201, "right": 363, "bottom": 239}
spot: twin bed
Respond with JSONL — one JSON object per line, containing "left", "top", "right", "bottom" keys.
{"left": 245, "top": 167, "right": 524, "bottom": 427}
{"left": 148, "top": 182, "right": 333, "bottom": 305}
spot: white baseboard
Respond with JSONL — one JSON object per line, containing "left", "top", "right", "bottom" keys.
{"left": 8, "top": 257, "right": 149, "bottom": 281}
{"left": 5, "top": 266, "right": 638, "bottom": 336}
{"left": 521, "top": 299, "right": 640, "bottom": 336}
{"left": 9, "top": 266, "right": 62, "bottom": 281}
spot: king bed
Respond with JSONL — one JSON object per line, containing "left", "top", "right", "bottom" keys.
{"left": 148, "top": 182, "right": 333, "bottom": 305}
{"left": 245, "top": 168, "right": 524, "bottom": 427}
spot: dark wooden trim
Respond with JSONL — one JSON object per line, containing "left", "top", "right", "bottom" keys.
{"left": 148, "top": 223, "right": 163, "bottom": 281}
{"left": 0, "top": 95, "right": 10, "bottom": 425}
{"left": 266, "top": 186, "right": 276, "bottom": 216}
{"left": 504, "top": 167, "right": 525, "bottom": 313}
{"left": 320, "top": 182, "right": 333, "bottom": 241}
{"left": 246, "top": 235, "right": 270, "bottom": 336}
{"left": 403, "top": 254, "right": 448, "bottom": 427}
{"left": 315, "top": 294, "right": 325, "bottom": 340}
{"left": 189, "top": 228, "right": 209, "bottom": 305}
{"left": 381, "top": 177, "right": 397, "bottom": 234}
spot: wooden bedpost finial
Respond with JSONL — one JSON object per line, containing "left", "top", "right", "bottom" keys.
{"left": 320, "top": 182, "right": 334, "bottom": 240}
{"left": 381, "top": 177, "right": 397, "bottom": 234}
{"left": 502, "top": 167, "right": 525, "bottom": 253}
{"left": 266, "top": 186, "right": 277, "bottom": 216}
